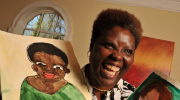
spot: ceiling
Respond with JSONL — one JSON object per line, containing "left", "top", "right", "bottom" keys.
{"left": 96, "top": 0, "right": 180, "bottom": 12}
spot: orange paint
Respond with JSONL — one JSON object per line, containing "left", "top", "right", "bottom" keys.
{"left": 123, "top": 36, "right": 174, "bottom": 88}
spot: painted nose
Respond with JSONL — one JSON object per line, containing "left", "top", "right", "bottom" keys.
{"left": 110, "top": 51, "right": 123, "bottom": 61}
{"left": 45, "top": 65, "right": 53, "bottom": 70}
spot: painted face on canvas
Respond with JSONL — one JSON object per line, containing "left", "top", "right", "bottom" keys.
{"left": 90, "top": 26, "right": 135, "bottom": 86}
{"left": 139, "top": 89, "right": 159, "bottom": 100}
{"left": 32, "top": 52, "right": 67, "bottom": 81}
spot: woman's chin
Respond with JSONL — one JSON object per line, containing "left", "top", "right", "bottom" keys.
{"left": 97, "top": 78, "right": 118, "bottom": 87}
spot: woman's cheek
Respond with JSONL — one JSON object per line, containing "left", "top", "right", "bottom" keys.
{"left": 98, "top": 47, "right": 110, "bottom": 58}
{"left": 125, "top": 55, "right": 134, "bottom": 64}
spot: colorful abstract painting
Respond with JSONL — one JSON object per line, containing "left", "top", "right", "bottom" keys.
{"left": 123, "top": 36, "right": 174, "bottom": 88}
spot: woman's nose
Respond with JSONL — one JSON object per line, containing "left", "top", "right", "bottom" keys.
{"left": 110, "top": 51, "right": 123, "bottom": 61}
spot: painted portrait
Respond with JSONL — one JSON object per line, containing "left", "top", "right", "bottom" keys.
{"left": 20, "top": 43, "right": 85, "bottom": 100}
{"left": 127, "top": 70, "right": 180, "bottom": 100}
{"left": 0, "top": 31, "right": 91, "bottom": 100}
{"left": 133, "top": 81, "right": 172, "bottom": 100}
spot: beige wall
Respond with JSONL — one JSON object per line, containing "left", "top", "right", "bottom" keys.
{"left": 1, "top": 0, "right": 180, "bottom": 84}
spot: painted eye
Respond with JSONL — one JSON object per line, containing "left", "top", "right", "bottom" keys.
{"left": 53, "top": 65, "right": 63, "bottom": 70}
{"left": 36, "top": 62, "right": 46, "bottom": 66}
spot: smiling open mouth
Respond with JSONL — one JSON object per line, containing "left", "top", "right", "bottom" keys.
{"left": 102, "top": 64, "right": 121, "bottom": 76}
{"left": 43, "top": 72, "right": 55, "bottom": 79}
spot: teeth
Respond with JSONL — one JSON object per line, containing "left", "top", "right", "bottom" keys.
{"left": 104, "top": 69, "right": 115, "bottom": 76}
{"left": 106, "top": 64, "right": 120, "bottom": 71}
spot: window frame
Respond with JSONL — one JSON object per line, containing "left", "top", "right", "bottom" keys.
{"left": 8, "top": 1, "right": 72, "bottom": 41}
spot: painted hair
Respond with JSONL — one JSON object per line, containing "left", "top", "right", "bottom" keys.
{"left": 27, "top": 42, "right": 68, "bottom": 65}
{"left": 140, "top": 81, "right": 172, "bottom": 100}
{"left": 90, "top": 8, "right": 143, "bottom": 51}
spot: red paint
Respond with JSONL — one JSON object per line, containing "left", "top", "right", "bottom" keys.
{"left": 123, "top": 65, "right": 152, "bottom": 88}
{"left": 44, "top": 73, "right": 55, "bottom": 79}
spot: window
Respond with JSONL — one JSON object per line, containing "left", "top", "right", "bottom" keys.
{"left": 24, "top": 13, "right": 66, "bottom": 40}
{"left": 8, "top": 1, "right": 71, "bottom": 41}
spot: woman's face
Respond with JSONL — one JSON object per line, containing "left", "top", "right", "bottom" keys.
{"left": 32, "top": 52, "right": 66, "bottom": 81}
{"left": 90, "top": 26, "right": 135, "bottom": 86}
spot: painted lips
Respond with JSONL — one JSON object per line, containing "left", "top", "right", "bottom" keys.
{"left": 44, "top": 73, "right": 55, "bottom": 79}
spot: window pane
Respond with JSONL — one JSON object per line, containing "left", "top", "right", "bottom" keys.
{"left": 23, "top": 30, "right": 37, "bottom": 36}
{"left": 23, "top": 13, "right": 67, "bottom": 40}
{"left": 55, "top": 16, "right": 66, "bottom": 35}
{"left": 53, "top": 35, "right": 61, "bottom": 40}
{"left": 60, "top": 36, "right": 64, "bottom": 40}
{"left": 26, "top": 14, "right": 41, "bottom": 29}
{"left": 40, "top": 13, "right": 57, "bottom": 32}
{"left": 38, "top": 32, "right": 52, "bottom": 38}
{"left": 53, "top": 35, "right": 64, "bottom": 40}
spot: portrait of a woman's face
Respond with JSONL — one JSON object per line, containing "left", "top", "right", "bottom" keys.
{"left": 128, "top": 71, "right": 180, "bottom": 100}
{"left": 0, "top": 31, "right": 91, "bottom": 100}
{"left": 138, "top": 89, "right": 159, "bottom": 100}
{"left": 32, "top": 52, "right": 67, "bottom": 81}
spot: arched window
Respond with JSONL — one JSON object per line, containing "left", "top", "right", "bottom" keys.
{"left": 24, "top": 13, "right": 66, "bottom": 40}
{"left": 8, "top": 1, "right": 71, "bottom": 41}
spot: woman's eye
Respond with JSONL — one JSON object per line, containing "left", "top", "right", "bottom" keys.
{"left": 36, "top": 62, "right": 46, "bottom": 66}
{"left": 125, "top": 49, "right": 132, "bottom": 55}
{"left": 103, "top": 43, "right": 114, "bottom": 49}
{"left": 53, "top": 65, "right": 63, "bottom": 70}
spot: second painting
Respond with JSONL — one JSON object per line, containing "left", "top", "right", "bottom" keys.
{"left": 123, "top": 36, "right": 174, "bottom": 88}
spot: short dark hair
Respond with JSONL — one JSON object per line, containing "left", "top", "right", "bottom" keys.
{"left": 27, "top": 42, "right": 68, "bottom": 66}
{"left": 90, "top": 8, "right": 143, "bottom": 51}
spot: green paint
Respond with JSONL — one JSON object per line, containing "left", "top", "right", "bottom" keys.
{"left": 20, "top": 78, "right": 85, "bottom": 100}
{"left": 2, "top": 89, "right": 10, "bottom": 93}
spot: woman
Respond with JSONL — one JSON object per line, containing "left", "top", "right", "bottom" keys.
{"left": 82, "top": 9, "right": 143, "bottom": 100}
{"left": 20, "top": 42, "right": 85, "bottom": 100}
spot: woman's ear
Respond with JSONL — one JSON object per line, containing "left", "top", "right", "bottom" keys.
{"left": 89, "top": 42, "right": 94, "bottom": 52}
{"left": 32, "top": 64, "right": 38, "bottom": 72}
